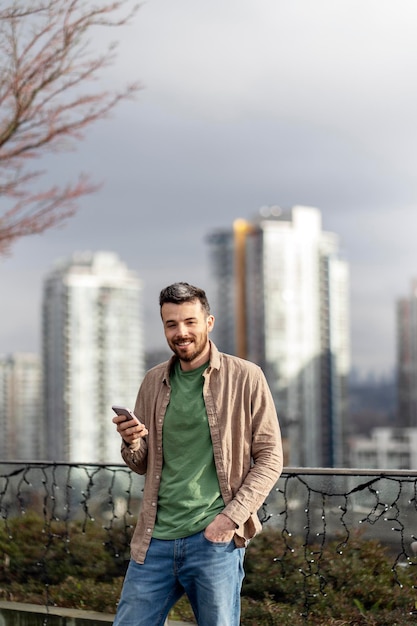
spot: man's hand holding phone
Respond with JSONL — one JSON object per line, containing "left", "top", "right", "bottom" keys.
{"left": 112, "top": 405, "right": 148, "bottom": 445}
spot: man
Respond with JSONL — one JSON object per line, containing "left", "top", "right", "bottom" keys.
{"left": 113, "top": 282, "right": 283, "bottom": 626}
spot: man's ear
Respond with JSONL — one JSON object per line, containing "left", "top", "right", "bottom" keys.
{"left": 207, "top": 315, "right": 215, "bottom": 333}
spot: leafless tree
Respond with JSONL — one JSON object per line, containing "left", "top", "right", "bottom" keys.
{"left": 0, "top": 0, "right": 140, "bottom": 254}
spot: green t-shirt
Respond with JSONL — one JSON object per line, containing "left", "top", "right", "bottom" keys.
{"left": 152, "top": 360, "right": 224, "bottom": 539}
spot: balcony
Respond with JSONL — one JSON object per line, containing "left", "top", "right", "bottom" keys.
{"left": 1, "top": 462, "right": 417, "bottom": 624}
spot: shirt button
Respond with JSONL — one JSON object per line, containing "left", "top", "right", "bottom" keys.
{"left": 147, "top": 528, "right": 151, "bottom": 533}
{"left": 152, "top": 502, "right": 156, "bottom": 507}
{"left": 155, "top": 475, "right": 160, "bottom": 480}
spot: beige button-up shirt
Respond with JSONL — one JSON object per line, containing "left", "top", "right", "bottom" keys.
{"left": 121, "top": 341, "right": 283, "bottom": 564}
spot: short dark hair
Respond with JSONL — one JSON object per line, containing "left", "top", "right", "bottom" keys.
{"left": 159, "top": 282, "right": 211, "bottom": 315}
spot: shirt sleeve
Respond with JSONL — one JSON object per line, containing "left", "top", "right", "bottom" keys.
{"left": 222, "top": 369, "right": 283, "bottom": 527}
{"left": 120, "top": 377, "right": 150, "bottom": 474}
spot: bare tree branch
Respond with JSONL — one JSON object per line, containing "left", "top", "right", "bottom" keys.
{"left": 0, "top": 0, "right": 141, "bottom": 253}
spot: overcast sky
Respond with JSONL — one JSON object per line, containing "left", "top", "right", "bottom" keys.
{"left": 1, "top": 0, "right": 417, "bottom": 378}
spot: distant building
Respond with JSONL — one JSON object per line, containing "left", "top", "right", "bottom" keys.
{"left": 347, "top": 371, "right": 396, "bottom": 437}
{"left": 42, "top": 252, "right": 144, "bottom": 463}
{"left": 0, "top": 353, "right": 43, "bottom": 460}
{"left": 397, "top": 280, "right": 417, "bottom": 426}
{"left": 349, "top": 427, "right": 417, "bottom": 469}
{"left": 208, "top": 205, "right": 350, "bottom": 467}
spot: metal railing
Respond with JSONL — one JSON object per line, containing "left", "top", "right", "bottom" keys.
{"left": 1, "top": 462, "right": 417, "bottom": 620}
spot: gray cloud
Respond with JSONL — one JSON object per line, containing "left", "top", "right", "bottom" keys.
{"left": 2, "top": 0, "right": 417, "bottom": 377}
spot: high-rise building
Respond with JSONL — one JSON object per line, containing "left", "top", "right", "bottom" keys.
{"left": 397, "top": 280, "right": 417, "bottom": 427}
{"left": 208, "top": 205, "right": 350, "bottom": 467}
{"left": 42, "top": 251, "right": 144, "bottom": 463}
{"left": 349, "top": 427, "right": 417, "bottom": 469}
{"left": 0, "top": 353, "right": 43, "bottom": 460}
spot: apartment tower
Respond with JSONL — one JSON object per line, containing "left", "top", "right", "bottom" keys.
{"left": 42, "top": 252, "right": 144, "bottom": 463}
{"left": 208, "top": 205, "right": 350, "bottom": 467}
{"left": 397, "top": 280, "right": 417, "bottom": 427}
{"left": 0, "top": 353, "right": 43, "bottom": 460}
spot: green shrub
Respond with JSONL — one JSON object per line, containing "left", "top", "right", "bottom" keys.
{"left": 0, "top": 512, "right": 122, "bottom": 585}
{"left": 47, "top": 576, "right": 124, "bottom": 613}
{"left": 242, "top": 528, "right": 417, "bottom": 625}
{"left": 1, "top": 514, "right": 417, "bottom": 625}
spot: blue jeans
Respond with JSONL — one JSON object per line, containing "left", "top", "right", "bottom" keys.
{"left": 113, "top": 530, "right": 245, "bottom": 626}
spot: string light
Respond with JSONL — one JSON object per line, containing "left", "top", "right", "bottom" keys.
{"left": 2, "top": 464, "right": 417, "bottom": 620}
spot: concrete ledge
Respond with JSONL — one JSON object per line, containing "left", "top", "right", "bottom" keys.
{"left": 0, "top": 601, "right": 114, "bottom": 624}
{"left": 0, "top": 601, "right": 194, "bottom": 625}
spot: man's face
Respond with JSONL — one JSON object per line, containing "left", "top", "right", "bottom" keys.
{"left": 161, "top": 300, "right": 215, "bottom": 370}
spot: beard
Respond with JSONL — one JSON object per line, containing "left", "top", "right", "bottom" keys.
{"left": 173, "top": 345, "right": 203, "bottom": 362}
{"left": 169, "top": 333, "right": 209, "bottom": 364}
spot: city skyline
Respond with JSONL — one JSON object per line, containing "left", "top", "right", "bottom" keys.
{"left": 1, "top": 1, "right": 417, "bottom": 378}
